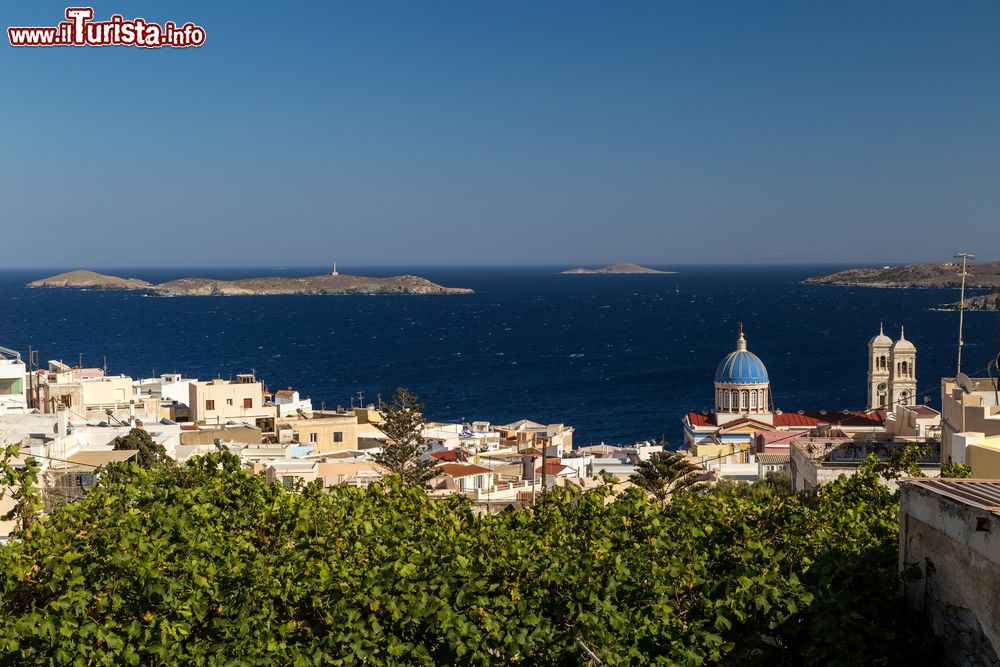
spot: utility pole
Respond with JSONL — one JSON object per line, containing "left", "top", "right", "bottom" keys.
{"left": 27, "top": 346, "right": 33, "bottom": 410}
{"left": 955, "top": 251, "right": 975, "bottom": 374}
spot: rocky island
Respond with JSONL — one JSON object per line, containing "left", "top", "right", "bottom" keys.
{"left": 941, "top": 291, "right": 1000, "bottom": 312}
{"left": 804, "top": 262, "right": 1000, "bottom": 289}
{"left": 28, "top": 270, "right": 473, "bottom": 296}
{"left": 561, "top": 263, "right": 674, "bottom": 275}
{"left": 28, "top": 269, "right": 154, "bottom": 291}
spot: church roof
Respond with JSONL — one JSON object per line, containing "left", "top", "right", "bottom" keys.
{"left": 869, "top": 323, "right": 892, "bottom": 347}
{"left": 715, "top": 350, "right": 769, "bottom": 384}
{"left": 685, "top": 410, "right": 885, "bottom": 430}
{"left": 715, "top": 328, "right": 769, "bottom": 385}
{"left": 892, "top": 326, "right": 915, "bottom": 351}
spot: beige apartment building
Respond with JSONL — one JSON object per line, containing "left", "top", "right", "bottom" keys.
{"left": 37, "top": 367, "right": 158, "bottom": 423}
{"left": 188, "top": 374, "right": 275, "bottom": 432}
{"left": 276, "top": 409, "right": 361, "bottom": 452}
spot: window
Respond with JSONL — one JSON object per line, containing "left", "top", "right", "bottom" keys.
{"left": 750, "top": 391, "right": 758, "bottom": 409}
{"left": 205, "top": 400, "right": 215, "bottom": 411}
{"left": 244, "top": 398, "right": 253, "bottom": 409}
{"left": 281, "top": 476, "right": 294, "bottom": 489}
{"left": 226, "top": 399, "right": 234, "bottom": 406}
{"left": 309, "top": 433, "right": 318, "bottom": 443}
{"left": 333, "top": 431, "right": 343, "bottom": 443}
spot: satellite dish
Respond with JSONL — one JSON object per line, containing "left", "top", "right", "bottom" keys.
{"left": 957, "top": 372, "right": 975, "bottom": 395}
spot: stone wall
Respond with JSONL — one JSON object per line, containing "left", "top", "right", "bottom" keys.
{"left": 899, "top": 484, "right": 1000, "bottom": 666}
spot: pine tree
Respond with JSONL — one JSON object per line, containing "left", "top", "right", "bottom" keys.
{"left": 373, "top": 388, "right": 437, "bottom": 488}
{"left": 631, "top": 450, "right": 703, "bottom": 505}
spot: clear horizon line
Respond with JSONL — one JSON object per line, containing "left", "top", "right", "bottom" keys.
{"left": 0, "top": 259, "right": 987, "bottom": 271}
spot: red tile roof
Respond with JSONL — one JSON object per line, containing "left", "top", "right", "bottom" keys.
{"left": 536, "top": 463, "right": 573, "bottom": 476}
{"left": 436, "top": 463, "right": 492, "bottom": 478}
{"left": 772, "top": 411, "right": 884, "bottom": 428}
{"left": 430, "top": 449, "right": 464, "bottom": 462}
{"left": 686, "top": 412, "right": 715, "bottom": 427}
{"left": 686, "top": 410, "right": 884, "bottom": 429}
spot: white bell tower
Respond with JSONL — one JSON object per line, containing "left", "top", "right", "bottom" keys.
{"left": 889, "top": 326, "right": 917, "bottom": 407}
{"left": 867, "top": 324, "right": 892, "bottom": 410}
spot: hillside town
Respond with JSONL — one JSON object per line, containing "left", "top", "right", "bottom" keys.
{"left": 3, "top": 318, "right": 1000, "bottom": 663}
{"left": 2, "top": 321, "right": 999, "bottom": 520}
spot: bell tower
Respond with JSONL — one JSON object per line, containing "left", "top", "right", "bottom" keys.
{"left": 867, "top": 324, "right": 891, "bottom": 410}
{"left": 889, "top": 326, "right": 917, "bottom": 408}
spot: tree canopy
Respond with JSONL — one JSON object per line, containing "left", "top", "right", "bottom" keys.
{"left": 0, "top": 453, "right": 934, "bottom": 665}
{"left": 630, "top": 450, "right": 704, "bottom": 504}
{"left": 372, "top": 388, "right": 436, "bottom": 487}
{"left": 112, "top": 427, "right": 168, "bottom": 469}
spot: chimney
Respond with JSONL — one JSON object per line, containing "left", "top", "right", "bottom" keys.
{"left": 56, "top": 405, "right": 69, "bottom": 438}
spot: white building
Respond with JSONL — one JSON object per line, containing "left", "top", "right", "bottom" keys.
{"left": 0, "top": 347, "right": 27, "bottom": 414}
{"left": 272, "top": 388, "right": 313, "bottom": 418}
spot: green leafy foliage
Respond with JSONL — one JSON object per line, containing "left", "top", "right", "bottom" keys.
{"left": 874, "top": 445, "right": 930, "bottom": 480}
{"left": 941, "top": 461, "right": 973, "bottom": 478}
{"left": 112, "top": 428, "right": 169, "bottom": 469}
{"left": 0, "top": 454, "right": 933, "bottom": 665}
{"left": 0, "top": 444, "right": 42, "bottom": 534}
{"left": 372, "top": 387, "right": 437, "bottom": 487}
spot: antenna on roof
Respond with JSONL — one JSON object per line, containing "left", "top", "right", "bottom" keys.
{"left": 956, "top": 372, "right": 974, "bottom": 395}
{"left": 955, "top": 251, "right": 975, "bottom": 374}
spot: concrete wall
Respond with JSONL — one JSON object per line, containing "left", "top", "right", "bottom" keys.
{"left": 899, "top": 483, "right": 1000, "bottom": 666}
{"left": 968, "top": 442, "right": 1000, "bottom": 479}
{"left": 180, "top": 425, "right": 262, "bottom": 446}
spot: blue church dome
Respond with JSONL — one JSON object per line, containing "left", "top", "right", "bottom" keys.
{"left": 714, "top": 328, "right": 769, "bottom": 385}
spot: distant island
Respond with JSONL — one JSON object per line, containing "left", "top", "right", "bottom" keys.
{"left": 28, "top": 269, "right": 474, "bottom": 296}
{"left": 941, "top": 291, "right": 1000, "bottom": 312}
{"left": 561, "top": 263, "right": 675, "bottom": 275}
{"left": 804, "top": 262, "right": 1000, "bottom": 289}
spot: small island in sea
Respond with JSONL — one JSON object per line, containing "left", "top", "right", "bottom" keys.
{"left": 560, "top": 263, "right": 675, "bottom": 275}
{"left": 28, "top": 268, "right": 473, "bottom": 296}
{"left": 804, "top": 261, "right": 1000, "bottom": 289}
{"left": 941, "top": 290, "right": 1000, "bottom": 311}
{"left": 805, "top": 261, "right": 1000, "bottom": 311}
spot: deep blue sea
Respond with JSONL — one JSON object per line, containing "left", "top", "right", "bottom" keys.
{"left": 1, "top": 266, "right": 997, "bottom": 446}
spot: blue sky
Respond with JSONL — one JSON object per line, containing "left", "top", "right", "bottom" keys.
{"left": 2, "top": 1, "right": 998, "bottom": 267}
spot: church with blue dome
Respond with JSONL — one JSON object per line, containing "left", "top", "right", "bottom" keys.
{"left": 682, "top": 324, "right": 889, "bottom": 456}
{"left": 713, "top": 324, "right": 772, "bottom": 423}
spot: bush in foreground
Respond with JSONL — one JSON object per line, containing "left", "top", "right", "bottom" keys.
{"left": 0, "top": 454, "right": 934, "bottom": 665}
